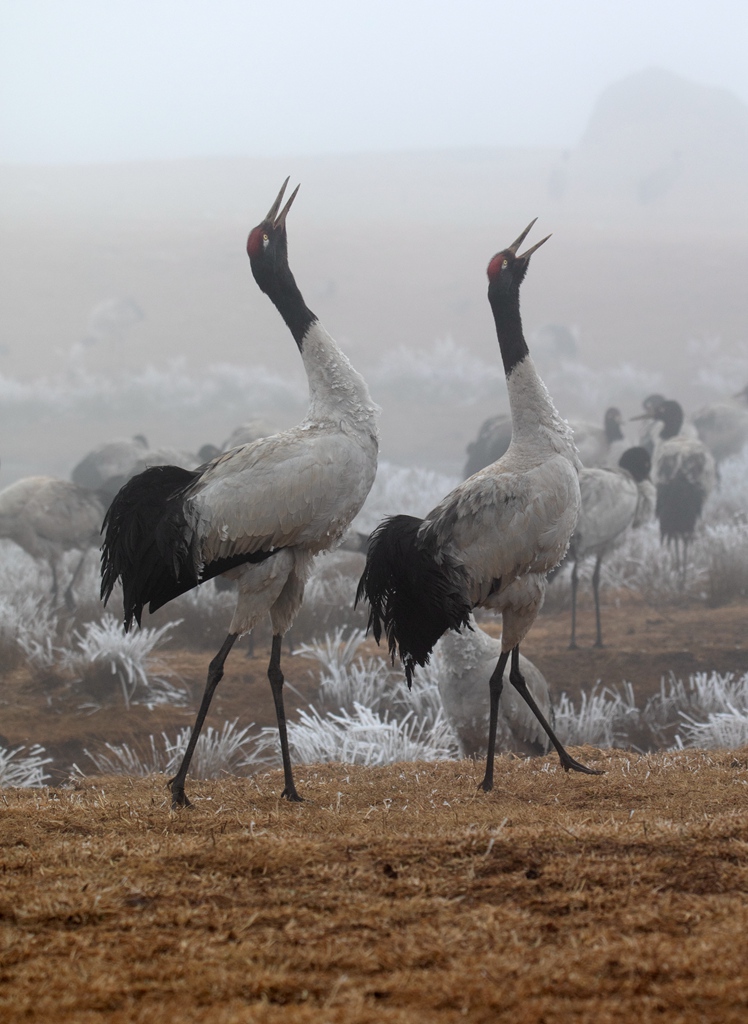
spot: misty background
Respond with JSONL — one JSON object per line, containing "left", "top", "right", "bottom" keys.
{"left": 2, "top": 1, "right": 748, "bottom": 483}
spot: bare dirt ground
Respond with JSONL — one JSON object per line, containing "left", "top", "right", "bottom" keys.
{"left": 2, "top": 754, "right": 748, "bottom": 1023}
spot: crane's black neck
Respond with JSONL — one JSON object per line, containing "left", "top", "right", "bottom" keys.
{"left": 265, "top": 266, "right": 317, "bottom": 349}
{"left": 488, "top": 286, "right": 529, "bottom": 377}
{"left": 605, "top": 410, "right": 624, "bottom": 443}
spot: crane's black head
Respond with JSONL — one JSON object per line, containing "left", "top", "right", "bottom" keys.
{"left": 486, "top": 220, "right": 551, "bottom": 376}
{"left": 618, "top": 446, "right": 651, "bottom": 482}
{"left": 246, "top": 179, "right": 315, "bottom": 347}
{"left": 246, "top": 178, "right": 299, "bottom": 294}
{"left": 486, "top": 219, "right": 551, "bottom": 297}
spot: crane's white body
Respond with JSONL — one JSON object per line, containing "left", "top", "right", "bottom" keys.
{"left": 574, "top": 466, "right": 654, "bottom": 560}
{"left": 0, "top": 476, "right": 102, "bottom": 561}
{"left": 437, "top": 618, "right": 551, "bottom": 758}
{"left": 185, "top": 323, "right": 379, "bottom": 636}
{"left": 693, "top": 400, "right": 748, "bottom": 464}
{"left": 0, "top": 475, "right": 103, "bottom": 606}
{"left": 426, "top": 358, "right": 581, "bottom": 652}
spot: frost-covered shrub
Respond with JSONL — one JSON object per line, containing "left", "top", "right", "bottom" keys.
{"left": 677, "top": 708, "right": 748, "bottom": 749}
{"left": 255, "top": 703, "right": 459, "bottom": 768}
{"left": 645, "top": 670, "right": 748, "bottom": 749}
{"left": 554, "top": 682, "right": 639, "bottom": 749}
{"left": 700, "top": 522, "right": 748, "bottom": 606}
{"left": 86, "top": 720, "right": 257, "bottom": 779}
{"left": 290, "top": 551, "right": 368, "bottom": 643}
{"left": 0, "top": 744, "right": 52, "bottom": 788}
{"left": 351, "top": 461, "right": 460, "bottom": 536}
{"left": 61, "top": 615, "right": 186, "bottom": 708}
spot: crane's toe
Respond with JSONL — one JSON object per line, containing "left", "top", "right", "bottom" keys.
{"left": 559, "top": 752, "right": 604, "bottom": 776}
{"left": 169, "top": 780, "right": 194, "bottom": 809}
{"left": 281, "top": 785, "right": 304, "bottom": 803}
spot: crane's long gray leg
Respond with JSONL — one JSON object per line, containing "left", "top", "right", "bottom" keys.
{"left": 50, "top": 561, "right": 59, "bottom": 606}
{"left": 170, "top": 632, "right": 238, "bottom": 808}
{"left": 479, "top": 649, "right": 511, "bottom": 793}
{"left": 268, "top": 634, "right": 302, "bottom": 802}
{"left": 569, "top": 557, "right": 579, "bottom": 649}
{"left": 592, "top": 553, "right": 604, "bottom": 648}
{"left": 63, "top": 551, "right": 87, "bottom": 612}
{"left": 508, "top": 646, "right": 602, "bottom": 776}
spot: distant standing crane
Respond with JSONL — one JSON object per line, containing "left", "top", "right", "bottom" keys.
{"left": 0, "top": 476, "right": 104, "bottom": 609}
{"left": 101, "top": 180, "right": 379, "bottom": 807}
{"left": 568, "top": 447, "right": 654, "bottom": 649}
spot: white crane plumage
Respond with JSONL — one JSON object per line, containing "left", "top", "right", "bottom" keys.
{"left": 357, "top": 220, "right": 601, "bottom": 791}
{"left": 101, "top": 180, "right": 379, "bottom": 807}
{"left": 693, "top": 385, "right": 748, "bottom": 465}
{"left": 568, "top": 447, "right": 654, "bottom": 649}
{"left": 436, "top": 617, "right": 551, "bottom": 759}
{"left": 0, "top": 476, "right": 104, "bottom": 609}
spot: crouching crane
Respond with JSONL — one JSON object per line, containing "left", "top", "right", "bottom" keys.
{"left": 101, "top": 180, "right": 379, "bottom": 807}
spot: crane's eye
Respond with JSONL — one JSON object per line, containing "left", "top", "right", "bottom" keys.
{"left": 502, "top": 259, "right": 508, "bottom": 269}
{"left": 262, "top": 233, "right": 269, "bottom": 247}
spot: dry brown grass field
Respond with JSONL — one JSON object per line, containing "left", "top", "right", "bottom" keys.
{"left": 2, "top": 599, "right": 748, "bottom": 1021}
{"left": 2, "top": 752, "right": 748, "bottom": 1023}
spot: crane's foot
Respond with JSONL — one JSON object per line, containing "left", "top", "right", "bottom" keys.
{"left": 281, "top": 785, "right": 303, "bottom": 803}
{"left": 169, "top": 779, "right": 193, "bottom": 809}
{"left": 593, "top": 641, "right": 605, "bottom": 649}
{"left": 558, "top": 751, "right": 604, "bottom": 776}
{"left": 568, "top": 641, "right": 578, "bottom": 651}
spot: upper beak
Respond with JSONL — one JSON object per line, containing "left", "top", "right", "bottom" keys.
{"left": 508, "top": 218, "right": 552, "bottom": 260}
{"left": 264, "top": 177, "right": 300, "bottom": 227}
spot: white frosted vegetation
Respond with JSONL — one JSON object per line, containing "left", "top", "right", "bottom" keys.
{"left": 0, "top": 744, "right": 52, "bottom": 788}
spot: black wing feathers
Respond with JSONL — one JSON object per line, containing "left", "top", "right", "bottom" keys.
{"left": 101, "top": 466, "right": 200, "bottom": 630}
{"left": 356, "top": 514, "right": 472, "bottom": 686}
{"left": 101, "top": 464, "right": 279, "bottom": 631}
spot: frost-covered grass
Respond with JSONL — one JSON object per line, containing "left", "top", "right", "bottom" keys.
{"left": 61, "top": 615, "right": 186, "bottom": 709}
{"left": 351, "top": 461, "right": 460, "bottom": 536}
{"left": 0, "top": 744, "right": 52, "bottom": 788}
{"left": 555, "top": 683, "right": 640, "bottom": 749}
{"left": 85, "top": 720, "right": 257, "bottom": 779}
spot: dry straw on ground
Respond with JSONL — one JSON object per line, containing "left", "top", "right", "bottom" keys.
{"left": 2, "top": 751, "right": 748, "bottom": 1022}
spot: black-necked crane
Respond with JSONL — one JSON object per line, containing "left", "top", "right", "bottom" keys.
{"left": 635, "top": 399, "right": 716, "bottom": 574}
{"left": 568, "top": 446, "right": 654, "bottom": 649}
{"left": 0, "top": 476, "right": 104, "bottom": 609}
{"left": 436, "top": 616, "right": 551, "bottom": 759}
{"left": 101, "top": 179, "right": 379, "bottom": 807}
{"left": 357, "top": 220, "right": 601, "bottom": 791}
{"left": 693, "top": 384, "right": 748, "bottom": 466}
{"left": 569, "top": 407, "right": 627, "bottom": 468}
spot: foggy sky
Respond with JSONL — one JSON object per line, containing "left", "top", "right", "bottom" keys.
{"left": 3, "top": 0, "right": 748, "bottom": 164}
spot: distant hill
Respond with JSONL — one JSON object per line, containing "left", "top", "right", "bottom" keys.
{"left": 553, "top": 68, "right": 748, "bottom": 221}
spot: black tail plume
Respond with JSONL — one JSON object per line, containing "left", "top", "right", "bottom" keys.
{"left": 355, "top": 514, "right": 472, "bottom": 685}
{"left": 101, "top": 465, "right": 200, "bottom": 631}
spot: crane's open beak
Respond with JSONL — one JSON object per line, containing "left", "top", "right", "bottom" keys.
{"left": 508, "top": 218, "right": 552, "bottom": 259}
{"left": 264, "top": 178, "right": 300, "bottom": 228}
{"left": 629, "top": 413, "right": 654, "bottom": 421}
